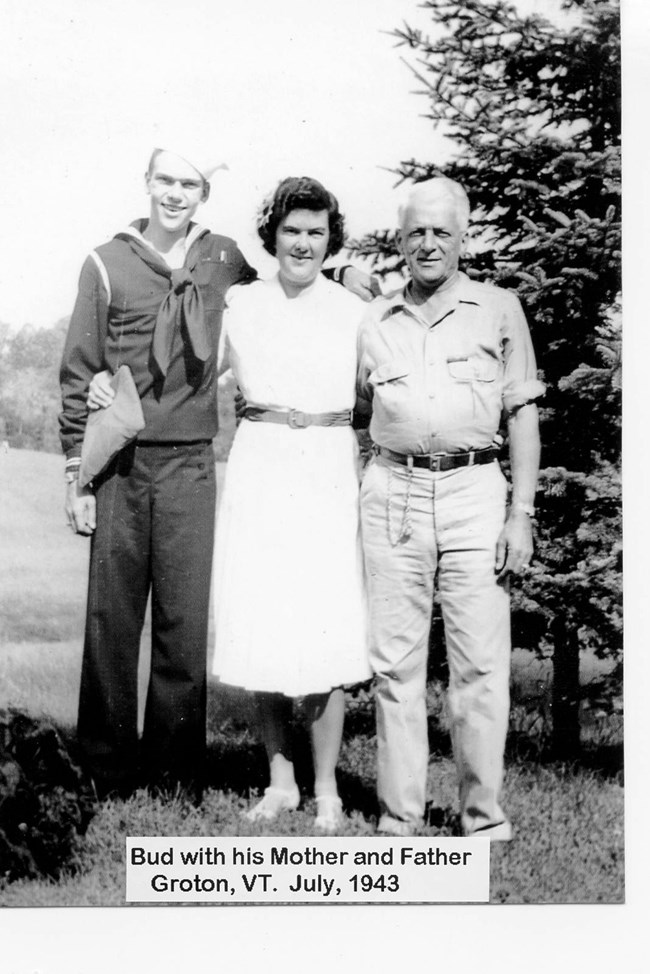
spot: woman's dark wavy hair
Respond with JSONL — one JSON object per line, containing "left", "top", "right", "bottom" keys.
{"left": 257, "top": 176, "right": 345, "bottom": 258}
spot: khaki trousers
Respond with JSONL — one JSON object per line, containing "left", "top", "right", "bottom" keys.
{"left": 360, "top": 456, "right": 511, "bottom": 834}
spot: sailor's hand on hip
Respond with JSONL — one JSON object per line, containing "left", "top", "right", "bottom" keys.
{"left": 233, "top": 388, "right": 248, "bottom": 425}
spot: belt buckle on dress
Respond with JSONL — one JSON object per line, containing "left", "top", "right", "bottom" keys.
{"left": 429, "top": 452, "right": 446, "bottom": 471}
{"left": 287, "top": 409, "right": 307, "bottom": 429}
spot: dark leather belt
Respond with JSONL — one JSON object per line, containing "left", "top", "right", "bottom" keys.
{"left": 244, "top": 407, "right": 353, "bottom": 429}
{"left": 136, "top": 439, "right": 212, "bottom": 448}
{"left": 378, "top": 445, "right": 499, "bottom": 472}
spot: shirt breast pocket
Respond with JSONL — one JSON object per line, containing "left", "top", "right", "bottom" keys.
{"left": 369, "top": 361, "right": 411, "bottom": 387}
{"left": 368, "top": 360, "right": 412, "bottom": 418}
{"left": 447, "top": 356, "right": 499, "bottom": 383}
{"left": 447, "top": 355, "right": 500, "bottom": 422}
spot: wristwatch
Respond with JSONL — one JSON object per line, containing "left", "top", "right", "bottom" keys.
{"left": 65, "top": 469, "right": 79, "bottom": 485}
{"left": 512, "top": 501, "right": 536, "bottom": 518}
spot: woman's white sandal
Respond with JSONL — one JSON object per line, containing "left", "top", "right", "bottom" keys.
{"left": 244, "top": 786, "right": 300, "bottom": 822}
{"left": 314, "top": 795, "right": 344, "bottom": 832}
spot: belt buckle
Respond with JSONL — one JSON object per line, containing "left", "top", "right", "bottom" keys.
{"left": 287, "top": 409, "right": 307, "bottom": 429}
{"left": 429, "top": 452, "right": 446, "bottom": 471}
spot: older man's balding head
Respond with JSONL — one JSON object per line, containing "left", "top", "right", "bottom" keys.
{"left": 398, "top": 177, "right": 470, "bottom": 232}
{"left": 397, "top": 177, "right": 470, "bottom": 295}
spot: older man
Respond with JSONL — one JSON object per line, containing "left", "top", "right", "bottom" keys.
{"left": 60, "top": 147, "right": 373, "bottom": 800}
{"left": 357, "top": 177, "right": 543, "bottom": 838}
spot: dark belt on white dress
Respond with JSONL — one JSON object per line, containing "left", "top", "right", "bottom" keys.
{"left": 244, "top": 407, "right": 353, "bottom": 429}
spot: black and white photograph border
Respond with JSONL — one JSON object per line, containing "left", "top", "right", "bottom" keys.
{"left": 0, "top": 0, "right": 643, "bottom": 968}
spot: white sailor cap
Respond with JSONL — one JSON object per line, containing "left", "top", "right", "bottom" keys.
{"left": 148, "top": 126, "right": 228, "bottom": 182}
{"left": 151, "top": 148, "right": 228, "bottom": 182}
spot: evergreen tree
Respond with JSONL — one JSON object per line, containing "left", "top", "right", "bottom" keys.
{"left": 351, "top": 0, "right": 621, "bottom": 755}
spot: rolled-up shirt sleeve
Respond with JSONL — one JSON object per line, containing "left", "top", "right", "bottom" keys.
{"left": 500, "top": 291, "right": 545, "bottom": 414}
{"left": 59, "top": 256, "right": 109, "bottom": 459}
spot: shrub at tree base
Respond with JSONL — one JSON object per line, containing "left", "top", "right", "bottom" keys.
{"left": 0, "top": 709, "right": 96, "bottom": 886}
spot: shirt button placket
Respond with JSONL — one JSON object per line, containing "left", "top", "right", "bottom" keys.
{"left": 425, "top": 330, "right": 439, "bottom": 450}
{"left": 425, "top": 330, "right": 437, "bottom": 399}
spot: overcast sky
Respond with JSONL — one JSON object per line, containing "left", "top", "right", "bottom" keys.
{"left": 0, "top": 0, "right": 632, "bottom": 331}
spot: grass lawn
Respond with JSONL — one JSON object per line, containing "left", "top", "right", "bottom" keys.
{"left": 0, "top": 449, "right": 624, "bottom": 905}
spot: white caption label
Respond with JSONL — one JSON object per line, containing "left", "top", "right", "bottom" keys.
{"left": 126, "top": 837, "right": 489, "bottom": 903}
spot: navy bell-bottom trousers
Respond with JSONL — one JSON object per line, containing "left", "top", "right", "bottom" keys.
{"left": 77, "top": 440, "right": 216, "bottom": 798}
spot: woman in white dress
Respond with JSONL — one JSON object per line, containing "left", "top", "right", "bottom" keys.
{"left": 213, "top": 177, "right": 371, "bottom": 830}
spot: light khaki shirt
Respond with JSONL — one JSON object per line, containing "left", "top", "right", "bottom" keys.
{"left": 357, "top": 272, "right": 545, "bottom": 455}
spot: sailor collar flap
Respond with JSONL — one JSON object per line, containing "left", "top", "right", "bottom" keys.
{"left": 116, "top": 220, "right": 210, "bottom": 277}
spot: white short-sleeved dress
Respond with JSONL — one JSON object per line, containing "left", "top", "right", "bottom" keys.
{"left": 212, "top": 274, "right": 371, "bottom": 697}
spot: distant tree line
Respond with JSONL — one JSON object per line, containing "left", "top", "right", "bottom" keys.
{"left": 0, "top": 320, "right": 68, "bottom": 453}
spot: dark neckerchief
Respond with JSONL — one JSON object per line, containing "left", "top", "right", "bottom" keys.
{"left": 115, "top": 221, "right": 210, "bottom": 377}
